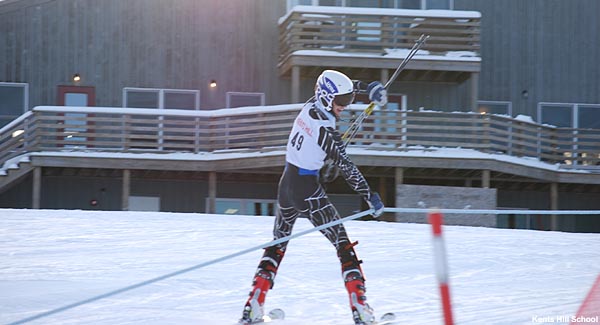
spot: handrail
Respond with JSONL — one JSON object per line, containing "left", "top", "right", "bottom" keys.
{"left": 278, "top": 5, "right": 481, "bottom": 65}
{"left": 2, "top": 105, "right": 600, "bottom": 170}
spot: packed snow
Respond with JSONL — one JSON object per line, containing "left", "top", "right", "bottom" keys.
{"left": 1, "top": 209, "right": 599, "bottom": 325}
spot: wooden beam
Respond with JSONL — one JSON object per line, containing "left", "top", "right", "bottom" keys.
{"left": 469, "top": 72, "right": 479, "bottom": 112}
{"left": 482, "top": 169, "right": 490, "bottom": 188}
{"left": 208, "top": 171, "right": 217, "bottom": 214}
{"left": 379, "top": 176, "right": 387, "bottom": 205}
{"left": 550, "top": 182, "right": 558, "bottom": 231}
{"left": 122, "top": 169, "right": 130, "bottom": 211}
{"left": 292, "top": 66, "right": 301, "bottom": 103}
{"left": 32, "top": 167, "right": 41, "bottom": 209}
{"left": 395, "top": 167, "right": 404, "bottom": 184}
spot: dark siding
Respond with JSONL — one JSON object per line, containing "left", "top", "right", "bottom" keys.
{"left": 41, "top": 175, "right": 122, "bottom": 210}
{"left": 456, "top": 0, "right": 600, "bottom": 118}
{"left": 0, "top": 0, "right": 288, "bottom": 109}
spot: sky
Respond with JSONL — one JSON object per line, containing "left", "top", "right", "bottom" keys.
{"left": 1, "top": 208, "right": 599, "bottom": 325}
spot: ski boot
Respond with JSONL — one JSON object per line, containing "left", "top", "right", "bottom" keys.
{"left": 239, "top": 246, "right": 285, "bottom": 324}
{"left": 338, "top": 241, "right": 376, "bottom": 325}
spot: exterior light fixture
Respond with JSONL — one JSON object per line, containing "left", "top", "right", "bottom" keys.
{"left": 72, "top": 74, "right": 81, "bottom": 83}
{"left": 210, "top": 80, "right": 217, "bottom": 88}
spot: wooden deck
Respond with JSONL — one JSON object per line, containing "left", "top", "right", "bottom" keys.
{"left": 278, "top": 6, "right": 481, "bottom": 81}
{"left": 2, "top": 104, "right": 600, "bottom": 182}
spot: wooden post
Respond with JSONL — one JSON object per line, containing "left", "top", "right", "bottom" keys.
{"left": 32, "top": 167, "right": 41, "bottom": 209}
{"left": 550, "top": 182, "right": 558, "bottom": 230}
{"left": 482, "top": 169, "right": 490, "bottom": 188}
{"left": 378, "top": 176, "right": 387, "bottom": 205}
{"left": 122, "top": 169, "right": 130, "bottom": 211}
{"left": 395, "top": 167, "right": 404, "bottom": 184}
{"left": 381, "top": 68, "right": 389, "bottom": 86}
{"left": 292, "top": 66, "right": 300, "bottom": 103}
{"left": 470, "top": 72, "right": 479, "bottom": 112}
{"left": 208, "top": 171, "right": 217, "bottom": 214}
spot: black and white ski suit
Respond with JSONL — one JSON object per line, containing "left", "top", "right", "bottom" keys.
{"left": 274, "top": 101, "right": 375, "bottom": 251}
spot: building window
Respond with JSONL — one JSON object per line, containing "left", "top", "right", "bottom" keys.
{"left": 0, "top": 82, "right": 28, "bottom": 128}
{"left": 538, "top": 103, "right": 572, "bottom": 127}
{"left": 226, "top": 92, "right": 265, "bottom": 108}
{"left": 477, "top": 100, "right": 513, "bottom": 116}
{"left": 538, "top": 102, "right": 600, "bottom": 166}
{"left": 122, "top": 88, "right": 200, "bottom": 151}
{"left": 211, "top": 198, "right": 277, "bottom": 216}
{"left": 123, "top": 87, "right": 200, "bottom": 110}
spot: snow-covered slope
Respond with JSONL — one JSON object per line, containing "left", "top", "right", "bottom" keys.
{"left": 1, "top": 209, "right": 598, "bottom": 325}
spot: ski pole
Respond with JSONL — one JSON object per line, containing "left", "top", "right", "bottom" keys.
{"left": 342, "top": 34, "right": 429, "bottom": 145}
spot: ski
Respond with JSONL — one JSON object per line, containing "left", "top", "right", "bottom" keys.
{"left": 373, "top": 312, "right": 397, "bottom": 324}
{"left": 238, "top": 308, "right": 285, "bottom": 324}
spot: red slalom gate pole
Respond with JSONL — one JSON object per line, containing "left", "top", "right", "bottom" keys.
{"left": 428, "top": 210, "right": 454, "bottom": 325}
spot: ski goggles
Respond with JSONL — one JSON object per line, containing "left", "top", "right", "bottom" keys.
{"left": 333, "top": 92, "right": 355, "bottom": 107}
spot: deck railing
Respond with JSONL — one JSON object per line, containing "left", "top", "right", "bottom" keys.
{"left": 278, "top": 6, "right": 481, "bottom": 62}
{"left": 2, "top": 105, "right": 600, "bottom": 170}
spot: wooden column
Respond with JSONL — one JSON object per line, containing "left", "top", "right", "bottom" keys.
{"left": 122, "top": 169, "right": 130, "bottom": 211}
{"left": 291, "top": 66, "right": 301, "bottom": 104}
{"left": 470, "top": 72, "right": 479, "bottom": 112}
{"left": 395, "top": 167, "right": 404, "bottom": 185}
{"left": 378, "top": 176, "right": 387, "bottom": 204}
{"left": 482, "top": 169, "right": 490, "bottom": 188}
{"left": 550, "top": 182, "right": 559, "bottom": 231}
{"left": 208, "top": 171, "right": 217, "bottom": 214}
{"left": 393, "top": 168, "right": 404, "bottom": 222}
{"left": 381, "top": 68, "right": 389, "bottom": 85}
{"left": 32, "top": 167, "right": 41, "bottom": 209}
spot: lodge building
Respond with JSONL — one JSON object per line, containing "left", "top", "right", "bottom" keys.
{"left": 1, "top": 0, "right": 600, "bottom": 232}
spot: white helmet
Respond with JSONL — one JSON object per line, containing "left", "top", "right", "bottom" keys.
{"left": 314, "top": 70, "right": 355, "bottom": 112}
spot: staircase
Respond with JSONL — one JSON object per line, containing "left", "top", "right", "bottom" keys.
{"left": 0, "top": 154, "right": 33, "bottom": 195}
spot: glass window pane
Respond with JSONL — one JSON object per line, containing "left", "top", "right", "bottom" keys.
{"left": 227, "top": 92, "right": 265, "bottom": 108}
{"left": 215, "top": 200, "right": 242, "bottom": 214}
{"left": 427, "top": 0, "right": 451, "bottom": 9}
{"left": 0, "top": 117, "right": 13, "bottom": 128}
{"left": 478, "top": 102, "right": 511, "bottom": 116}
{"left": 65, "top": 93, "right": 88, "bottom": 107}
{"left": 541, "top": 105, "right": 572, "bottom": 127}
{"left": 320, "top": 0, "right": 342, "bottom": 6}
{"left": 346, "top": 0, "right": 376, "bottom": 7}
{"left": 399, "top": 0, "right": 421, "bottom": 9}
{"left": 379, "top": 0, "right": 396, "bottom": 8}
{"left": 164, "top": 92, "right": 197, "bottom": 110}
{"left": 578, "top": 106, "right": 600, "bottom": 129}
{"left": 126, "top": 91, "right": 159, "bottom": 108}
{"left": 0, "top": 84, "right": 26, "bottom": 116}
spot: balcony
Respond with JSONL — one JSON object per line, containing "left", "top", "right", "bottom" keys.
{"left": 2, "top": 105, "right": 600, "bottom": 171}
{"left": 278, "top": 6, "right": 482, "bottom": 102}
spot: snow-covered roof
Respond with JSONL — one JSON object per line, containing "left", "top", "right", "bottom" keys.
{"left": 279, "top": 5, "right": 481, "bottom": 25}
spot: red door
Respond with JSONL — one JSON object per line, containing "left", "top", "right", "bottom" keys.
{"left": 57, "top": 86, "right": 96, "bottom": 148}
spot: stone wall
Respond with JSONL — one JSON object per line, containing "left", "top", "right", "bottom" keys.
{"left": 395, "top": 184, "right": 497, "bottom": 227}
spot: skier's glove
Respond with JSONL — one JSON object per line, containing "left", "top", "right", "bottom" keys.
{"left": 367, "top": 192, "right": 384, "bottom": 217}
{"left": 367, "top": 81, "right": 388, "bottom": 106}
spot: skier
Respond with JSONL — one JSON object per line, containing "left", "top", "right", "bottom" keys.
{"left": 239, "top": 70, "right": 387, "bottom": 325}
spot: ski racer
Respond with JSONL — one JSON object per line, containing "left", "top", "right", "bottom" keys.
{"left": 239, "top": 70, "right": 387, "bottom": 325}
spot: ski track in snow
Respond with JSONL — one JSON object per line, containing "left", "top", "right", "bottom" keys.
{"left": 1, "top": 209, "right": 599, "bottom": 325}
